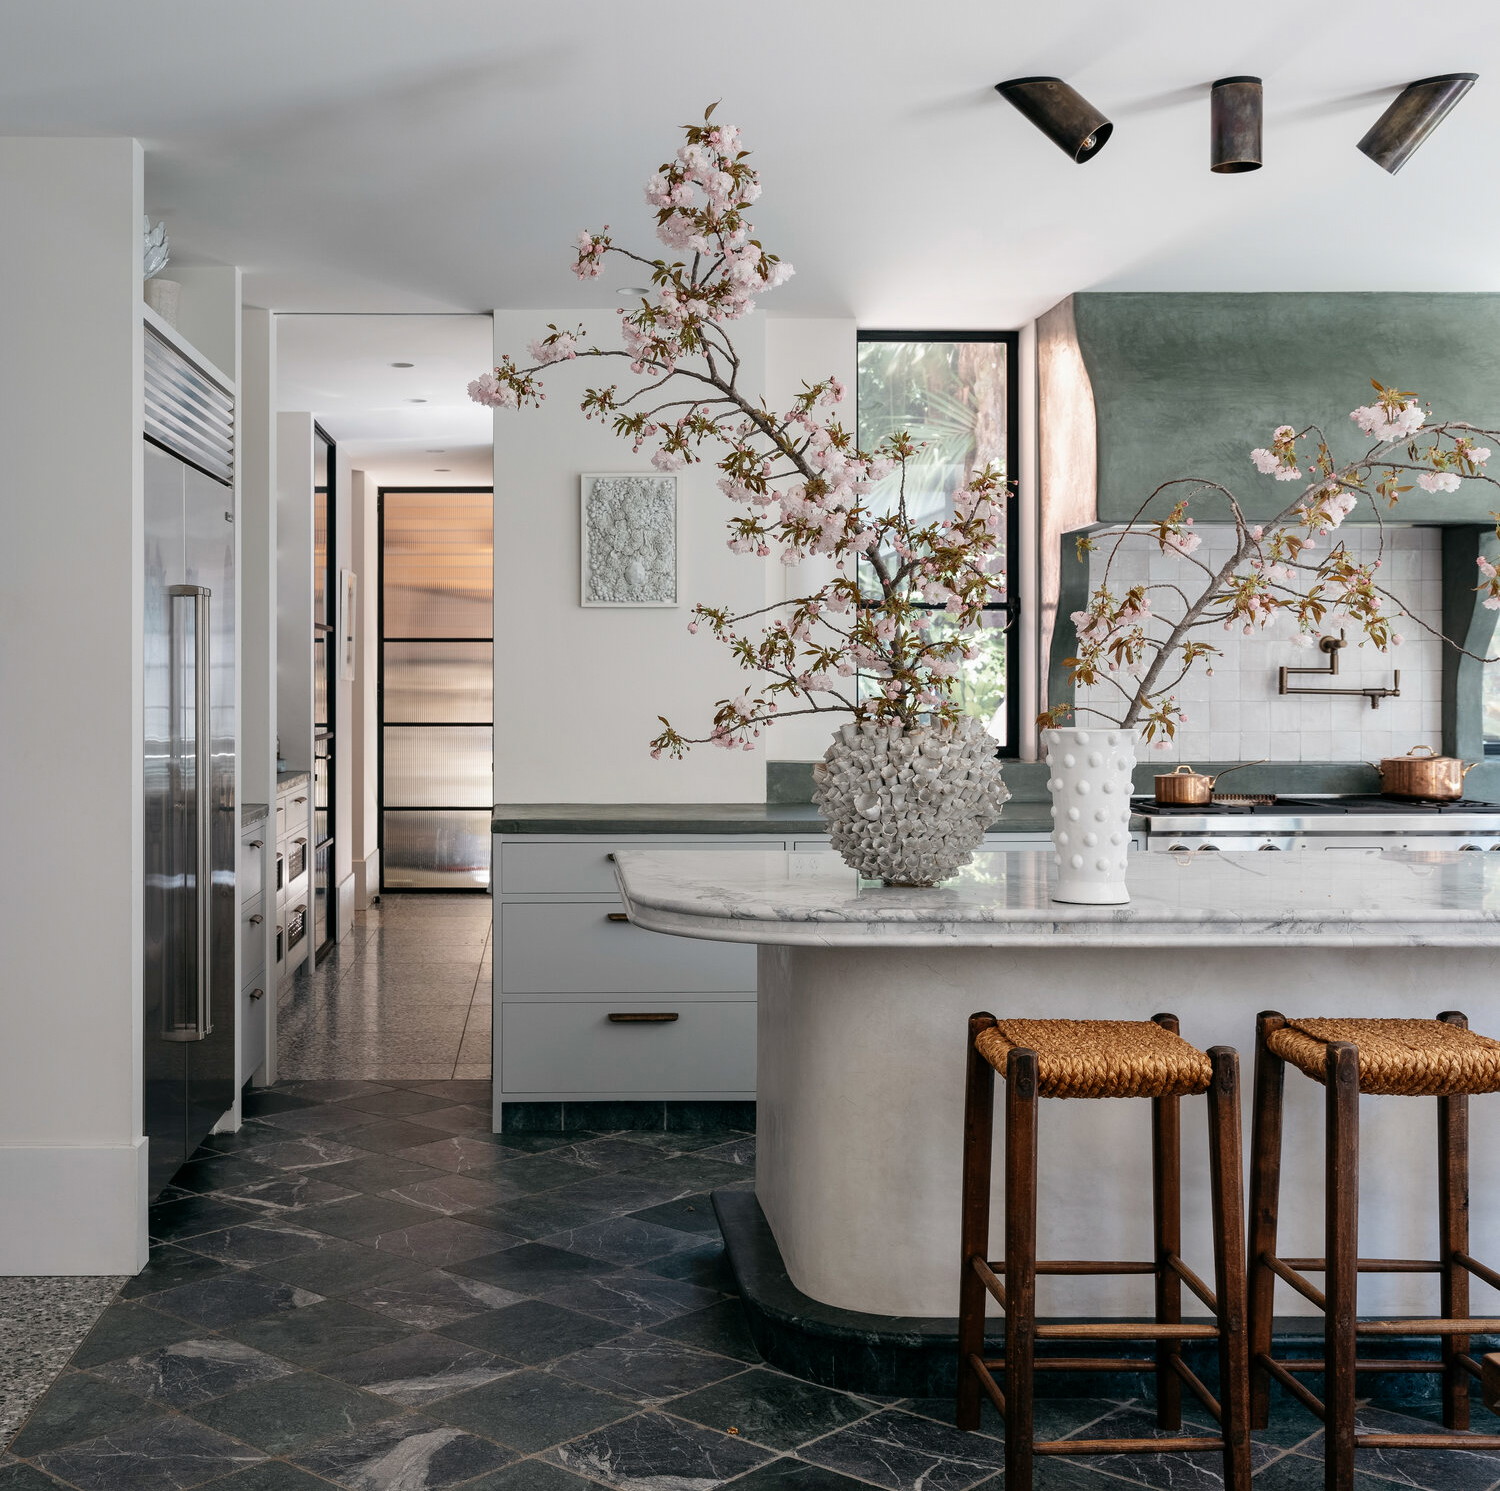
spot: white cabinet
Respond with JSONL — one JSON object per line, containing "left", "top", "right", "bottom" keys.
{"left": 274, "top": 774, "right": 313, "bottom": 991}
{"left": 238, "top": 814, "right": 271, "bottom": 1087}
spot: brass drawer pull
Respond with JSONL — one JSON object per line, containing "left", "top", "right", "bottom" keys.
{"left": 249, "top": 987, "right": 265, "bottom": 1002}
{"left": 293, "top": 796, "right": 308, "bottom": 804}
{"left": 606, "top": 912, "right": 630, "bottom": 923}
{"left": 249, "top": 913, "right": 264, "bottom": 926}
{"left": 248, "top": 839, "right": 264, "bottom": 849}
{"left": 608, "top": 1011, "right": 678, "bottom": 1023}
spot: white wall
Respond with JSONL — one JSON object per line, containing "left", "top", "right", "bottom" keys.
{"left": 277, "top": 413, "right": 315, "bottom": 772}
{"left": 0, "top": 138, "right": 148, "bottom": 1272}
{"left": 350, "top": 469, "right": 380, "bottom": 906}
{"left": 492, "top": 309, "right": 768, "bottom": 803}
{"left": 1075, "top": 525, "right": 1442, "bottom": 762}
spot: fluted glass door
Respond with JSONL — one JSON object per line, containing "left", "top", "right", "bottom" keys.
{"left": 380, "top": 488, "right": 494, "bottom": 890}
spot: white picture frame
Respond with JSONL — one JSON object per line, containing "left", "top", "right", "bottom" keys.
{"left": 579, "top": 472, "right": 678, "bottom": 608}
{"left": 338, "top": 569, "right": 357, "bottom": 681}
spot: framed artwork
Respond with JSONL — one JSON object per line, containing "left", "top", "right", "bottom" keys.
{"left": 338, "top": 569, "right": 357, "bottom": 680}
{"left": 580, "top": 473, "right": 678, "bottom": 607}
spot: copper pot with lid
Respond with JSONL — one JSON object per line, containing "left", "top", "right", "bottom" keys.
{"left": 1372, "top": 744, "right": 1478, "bottom": 800}
{"left": 1153, "top": 761, "right": 1265, "bottom": 806}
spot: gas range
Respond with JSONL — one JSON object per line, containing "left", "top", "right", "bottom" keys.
{"left": 1139, "top": 794, "right": 1500, "bottom": 853}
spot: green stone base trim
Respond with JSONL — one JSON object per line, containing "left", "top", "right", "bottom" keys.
{"left": 713, "top": 1188, "right": 1490, "bottom": 1400}
{"left": 499, "top": 1100, "right": 755, "bottom": 1134}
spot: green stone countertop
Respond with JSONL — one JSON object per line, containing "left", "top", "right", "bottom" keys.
{"left": 491, "top": 803, "right": 1062, "bottom": 836}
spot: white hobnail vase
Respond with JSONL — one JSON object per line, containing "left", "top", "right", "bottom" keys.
{"left": 813, "top": 716, "right": 1012, "bottom": 887}
{"left": 1043, "top": 725, "right": 1138, "bottom": 905}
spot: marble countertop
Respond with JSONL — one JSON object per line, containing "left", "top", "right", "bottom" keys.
{"left": 612, "top": 848, "right": 1500, "bottom": 949}
{"left": 492, "top": 802, "right": 1059, "bottom": 835}
{"left": 277, "top": 770, "right": 311, "bottom": 793}
{"left": 241, "top": 801, "right": 269, "bottom": 830}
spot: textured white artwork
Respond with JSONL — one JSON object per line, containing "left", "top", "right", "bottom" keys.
{"left": 580, "top": 473, "right": 678, "bottom": 607}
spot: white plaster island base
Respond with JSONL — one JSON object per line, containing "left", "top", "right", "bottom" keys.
{"left": 613, "top": 848, "right": 1500, "bottom": 1327}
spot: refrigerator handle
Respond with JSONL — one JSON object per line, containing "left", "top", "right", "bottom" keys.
{"left": 168, "top": 583, "right": 213, "bottom": 1041}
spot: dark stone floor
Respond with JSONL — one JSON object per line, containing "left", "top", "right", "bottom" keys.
{"left": 6, "top": 1080, "right": 1500, "bottom": 1489}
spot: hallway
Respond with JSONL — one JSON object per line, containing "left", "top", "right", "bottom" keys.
{"left": 280, "top": 896, "right": 492, "bottom": 1083}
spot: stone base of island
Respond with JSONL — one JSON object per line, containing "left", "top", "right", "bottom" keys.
{"left": 613, "top": 847, "right": 1500, "bottom": 1393}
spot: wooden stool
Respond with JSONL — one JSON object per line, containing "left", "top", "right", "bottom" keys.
{"left": 957, "top": 1013, "right": 1251, "bottom": 1491}
{"left": 1249, "top": 1011, "right": 1500, "bottom": 1491}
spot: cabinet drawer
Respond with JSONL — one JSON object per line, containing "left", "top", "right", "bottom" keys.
{"left": 275, "top": 800, "right": 287, "bottom": 839}
{"left": 501, "top": 999, "right": 755, "bottom": 1094}
{"left": 239, "top": 834, "right": 266, "bottom": 902}
{"left": 241, "top": 978, "right": 268, "bottom": 1078}
{"left": 500, "top": 902, "right": 756, "bottom": 994}
{"left": 241, "top": 895, "right": 267, "bottom": 984}
{"left": 501, "top": 838, "right": 781, "bottom": 894}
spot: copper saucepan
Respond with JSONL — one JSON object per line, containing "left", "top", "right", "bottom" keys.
{"left": 1153, "top": 761, "right": 1266, "bottom": 806}
{"left": 1372, "top": 744, "right": 1479, "bottom": 801}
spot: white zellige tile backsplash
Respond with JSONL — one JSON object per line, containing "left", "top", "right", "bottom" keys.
{"left": 1073, "top": 526, "right": 1442, "bottom": 762}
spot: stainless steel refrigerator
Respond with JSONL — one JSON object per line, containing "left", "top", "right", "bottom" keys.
{"left": 142, "top": 329, "right": 237, "bottom": 1197}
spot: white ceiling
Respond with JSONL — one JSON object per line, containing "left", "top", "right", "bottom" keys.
{"left": 276, "top": 314, "right": 493, "bottom": 486}
{"left": 3, "top": 1, "right": 1498, "bottom": 327}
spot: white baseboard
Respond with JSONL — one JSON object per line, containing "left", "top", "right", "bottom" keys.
{"left": 0, "top": 1137, "right": 148, "bottom": 1274}
{"left": 353, "top": 850, "right": 380, "bottom": 910}
{"left": 337, "top": 872, "right": 357, "bottom": 941}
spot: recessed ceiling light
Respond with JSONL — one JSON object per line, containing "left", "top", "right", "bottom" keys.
{"left": 616, "top": 286, "right": 652, "bottom": 299}
{"left": 391, "top": 361, "right": 414, "bottom": 368}
{"left": 409, "top": 398, "right": 428, "bottom": 403}
{"left": 434, "top": 467, "right": 451, "bottom": 472}
{"left": 426, "top": 449, "right": 446, "bottom": 453}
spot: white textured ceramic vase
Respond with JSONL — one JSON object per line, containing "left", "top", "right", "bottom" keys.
{"left": 812, "top": 717, "right": 1012, "bottom": 887}
{"left": 1043, "top": 725, "right": 1137, "bottom": 905}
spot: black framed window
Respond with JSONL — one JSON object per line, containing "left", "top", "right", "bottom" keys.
{"left": 312, "top": 424, "right": 336, "bottom": 958}
{"left": 855, "top": 330, "right": 1019, "bottom": 754}
{"left": 379, "top": 487, "right": 494, "bottom": 891}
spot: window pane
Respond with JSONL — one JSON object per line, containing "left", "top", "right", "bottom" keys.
{"left": 383, "top": 725, "right": 492, "bottom": 808}
{"left": 383, "top": 810, "right": 491, "bottom": 890}
{"left": 856, "top": 337, "right": 1010, "bottom": 744}
{"left": 384, "top": 491, "right": 494, "bottom": 637}
{"left": 384, "top": 642, "right": 493, "bottom": 723}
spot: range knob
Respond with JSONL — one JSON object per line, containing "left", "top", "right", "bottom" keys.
{"left": 1460, "top": 844, "right": 1481, "bottom": 851}
{"left": 1258, "top": 844, "right": 1282, "bottom": 851}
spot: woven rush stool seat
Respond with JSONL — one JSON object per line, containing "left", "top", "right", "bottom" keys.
{"left": 977, "top": 1018, "right": 1215, "bottom": 1100}
{"left": 1264, "top": 1017, "right": 1500, "bottom": 1096}
{"left": 958, "top": 1012, "right": 1250, "bottom": 1491}
{"left": 1249, "top": 1009, "right": 1500, "bottom": 1491}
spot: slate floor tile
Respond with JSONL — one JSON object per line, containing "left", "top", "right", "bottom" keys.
{"left": 6, "top": 1371, "right": 160, "bottom": 1457}
{"left": 293, "top": 1414, "right": 513, "bottom": 1489}
{"left": 194, "top": 1463, "right": 337, "bottom": 1490}
{"left": 316, "top": 1152, "right": 448, "bottom": 1194}
{"left": 214, "top": 1173, "right": 357, "bottom": 1212}
{"left": 484, "top": 1154, "right": 599, "bottom": 1194}
{"left": 641, "top": 1239, "right": 738, "bottom": 1292}
{"left": 669, "top": 1366, "right": 874, "bottom": 1450}
{"left": 149, "top": 1195, "right": 258, "bottom": 1242}
{"left": 150, "top": 1272, "right": 324, "bottom": 1329}
{"left": 381, "top": 1174, "right": 506, "bottom": 1216}
{"left": 298, "top": 1194, "right": 440, "bottom": 1241}
{"left": 169, "top": 1153, "right": 281, "bottom": 1197}
{"left": 190, "top": 1124, "right": 282, "bottom": 1159}
{"left": 545, "top": 1172, "right": 701, "bottom": 1218}
{"left": 438, "top": 1300, "right": 623, "bottom": 1365}
{"left": 541, "top": 1269, "right": 722, "bottom": 1330}
{"left": 648, "top": 1297, "right": 762, "bottom": 1364}
{"left": 0, "top": 1464, "right": 70, "bottom": 1491}
{"left": 71, "top": 1302, "right": 196, "bottom": 1368}
{"left": 339, "top": 1089, "right": 455, "bottom": 1118}
{"left": 243, "top": 1089, "right": 321, "bottom": 1116}
{"left": 280, "top": 1079, "right": 394, "bottom": 1103}
{"left": 1072, "top": 1404, "right": 1276, "bottom": 1488}
{"left": 628, "top": 1194, "right": 726, "bottom": 1236}
{"left": 119, "top": 1243, "right": 234, "bottom": 1300}
{"left": 37, "top": 1414, "right": 266, "bottom": 1491}
{"left": 189, "top": 1370, "right": 391, "bottom": 1454}
{"left": 553, "top": 1331, "right": 746, "bottom": 1405}
{"left": 398, "top": 1137, "right": 511, "bottom": 1176}
{"left": 633, "top": 1156, "right": 749, "bottom": 1195}
{"left": 551, "top": 1409, "right": 774, "bottom": 1486}
{"left": 343, "top": 1269, "right": 526, "bottom": 1331}
{"left": 254, "top": 1105, "right": 376, "bottom": 1137}
{"left": 248, "top": 1136, "right": 368, "bottom": 1171}
{"left": 370, "top": 1217, "right": 517, "bottom": 1266}
{"left": 541, "top": 1216, "right": 701, "bottom": 1267}
{"left": 323, "top": 1331, "right": 515, "bottom": 1406}
{"left": 93, "top": 1336, "right": 293, "bottom": 1407}
{"left": 182, "top": 1220, "right": 344, "bottom": 1265}
{"left": 448, "top": 1241, "right": 617, "bottom": 1295}
{"left": 433, "top": 1368, "right": 629, "bottom": 1452}
{"left": 252, "top": 1240, "right": 420, "bottom": 1297}
{"left": 340, "top": 1118, "right": 453, "bottom": 1154}
{"left": 226, "top": 1299, "right": 415, "bottom": 1369}
{"left": 697, "top": 1135, "right": 756, "bottom": 1166}
{"left": 796, "top": 1407, "right": 1008, "bottom": 1491}
{"left": 402, "top": 1104, "right": 493, "bottom": 1135}
{"left": 457, "top": 1191, "right": 613, "bottom": 1241}
{"left": 728, "top": 1461, "right": 886, "bottom": 1490}
{"left": 454, "top": 1460, "right": 599, "bottom": 1491}
{"left": 1248, "top": 1454, "right": 1387, "bottom": 1491}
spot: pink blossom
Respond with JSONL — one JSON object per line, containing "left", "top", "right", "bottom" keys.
{"left": 1351, "top": 400, "right": 1425, "bottom": 441}
{"left": 527, "top": 332, "right": 579, "bottom": 365}
{"left": 1250, "top": 448, "right": 1281, "bottom": 475}
{"left": 1417, "top": 469, "right": 1461, "bottom": 493}
{"left": 1478, "top": 556, "right": 1498, "bottom": 578}
{"left": 652, "top": 449, "right": 686, "bottom": 472}
{"left": 468, "top": 373, "right": 516, "bottom": 409}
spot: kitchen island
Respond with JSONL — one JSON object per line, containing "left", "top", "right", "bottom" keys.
{"left": 613, "top": 846, "right": 1500, "bottom": 1388}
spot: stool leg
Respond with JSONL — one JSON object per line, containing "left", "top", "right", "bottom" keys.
{"left": 1324, "top": 1042, "right": 1360, "bottom": 1491}
{"left": 1438, "top": 1010, "right": 1471, "bottom": 1431}
{"left": 1248, "top": 1011, "right": 1288, "bottom": 1430}
{"left": 1207, "top": 1046, "right": 1253, "bottom": 1491}
{"left": 957, "top": 1014, "right": 998, "bottom": 1433}
{"left": 1151, "top": 1013, "right": 1183, "bottom": 1431}
{"left": 1005, "top": 1047, "right": 1039, "bottom": 1491}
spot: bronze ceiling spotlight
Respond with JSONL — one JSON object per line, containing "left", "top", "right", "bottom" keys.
{"left": 1210, "top": 75, "right": 1262, "bottom": 172}
{"left": 1357, "top": 72, "right": 1478, "bottom": 173}
{"left": 995, "top": 76, "right": 1113, "bottom": 162}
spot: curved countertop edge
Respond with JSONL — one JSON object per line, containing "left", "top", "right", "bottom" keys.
{"left": 241, "top": 801, "right": 270, "bottom": 830}
{"left": 491, "top": 802, "right": 1065, "bottom": 836}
